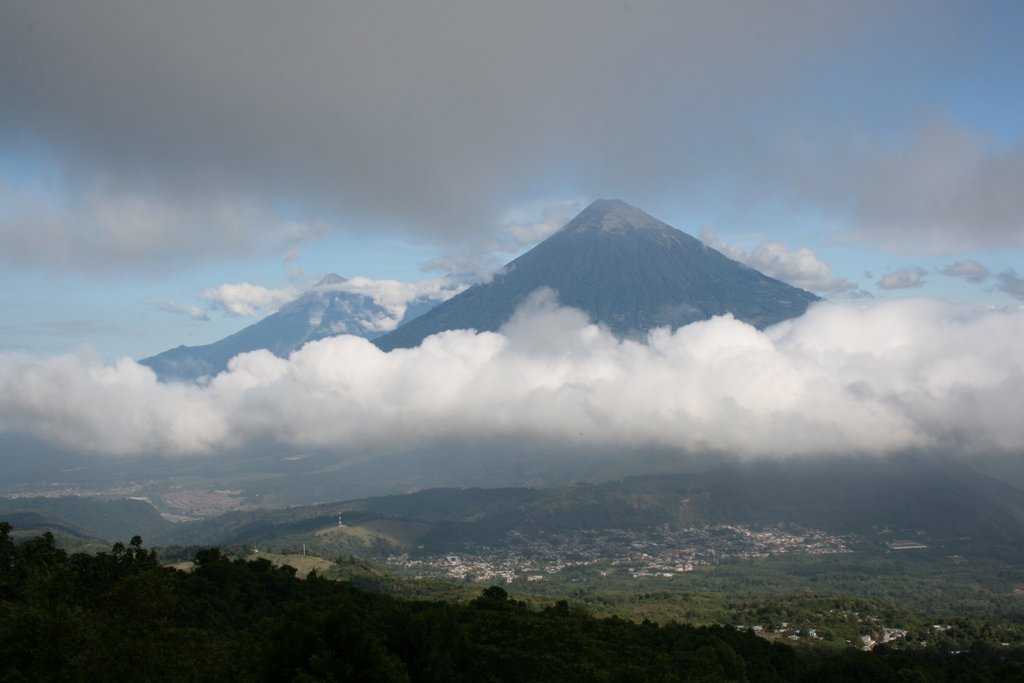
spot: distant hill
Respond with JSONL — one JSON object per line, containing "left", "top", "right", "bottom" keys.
{"left": 375, "top": 199, "right": 819, "bottom": 350}
{"left": 0, "top": 496, "right": 173, "bottom": 544}
{"left": 156, "top": 456, "right": 1024, "bottom": 561}
{"left": 5, "top": 456, "right": 1022, "bottom": 561}
{"left": 140, "top": 274, "right": 442, "bottom": 381}
{"left": 0, "top": 511, "right": 95, "bottom": 540}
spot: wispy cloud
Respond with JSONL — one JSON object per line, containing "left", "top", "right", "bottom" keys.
{"left": 995, "top": 270, "right": 1024, "bottom": 300}
{"left": 151, "top": 301, "right": 210, "bottom": 321}
{"left": 202, "top": 283, "right": 302, "bottom": 318}
{"left": 700, "top": 229, "right": 857, "bottom": 295}
{"left": 300, "top": 275, "right": 467, "bottom": 334}
{"left": 878, "top": 267, "right": 927, "bottom": 290}
{"left": 942, "top": 260, "right": 989, "bottom": 283}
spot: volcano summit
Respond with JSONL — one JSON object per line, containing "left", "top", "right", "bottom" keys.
{"left": 374, "top": 199, "right": 819, "bottom": 350}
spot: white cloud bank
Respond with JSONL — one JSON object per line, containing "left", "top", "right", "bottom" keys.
{"left": 1, "top": 295, "right": 1022, "bottom": 460}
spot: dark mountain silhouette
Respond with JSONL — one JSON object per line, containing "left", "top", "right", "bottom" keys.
{"left": 375, "top": 199, "right": 819, "bottom": 350}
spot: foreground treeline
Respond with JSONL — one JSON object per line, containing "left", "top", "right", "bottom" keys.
{"left": 2, "top": 525, "right": 1023, "bottom": 682}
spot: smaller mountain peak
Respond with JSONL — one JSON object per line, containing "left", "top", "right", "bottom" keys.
{"left": 586, "top": 198, "right": 634, "bottom": 212}
{"left": 563, "top": 199, "right": 670, "bottom": 235}
{"left": 315, "top": 273, "right": 347, "bottom": 287}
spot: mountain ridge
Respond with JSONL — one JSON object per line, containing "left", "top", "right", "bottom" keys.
{"left": 140, "top": 199, "right": 819, "bottom": 377}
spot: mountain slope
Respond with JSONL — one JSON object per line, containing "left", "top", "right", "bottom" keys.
{"left": 140, "top": 275, "right": 441, "bottom": 381}
{"left": 375, "top": 199, "right": 819, "bottom": 351}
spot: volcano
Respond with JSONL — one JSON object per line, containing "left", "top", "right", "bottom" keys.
{"left": 140, "top": 275, "right": 441, "bottom": 381}
{"left": 374, "top": 199, "right": 819, "bottom": 351}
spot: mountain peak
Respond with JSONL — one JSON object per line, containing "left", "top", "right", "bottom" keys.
{"left": 562, "top": 199, "right": 669, "bottom": 235}
{"left": 315, "top": 273, "right": 347, "bottom": 287}
{"left": 374, "top": 200, "right": 819, "bottom": 351}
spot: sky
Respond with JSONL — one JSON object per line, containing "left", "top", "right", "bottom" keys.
{"left": 1, "top": 1, "right": 1023, "bottom": 465}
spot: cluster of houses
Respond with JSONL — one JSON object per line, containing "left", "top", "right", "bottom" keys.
{"left": 386, "top": 522, "right": 852, "bottom": 583}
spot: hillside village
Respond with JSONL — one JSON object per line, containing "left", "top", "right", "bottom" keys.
{"left": 386, "top": 522, "right": 853, "bottom": 584}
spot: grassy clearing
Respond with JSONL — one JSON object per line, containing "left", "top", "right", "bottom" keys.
{"left": 313, "top": 518, "right": 430, "bottom": 548}
{"left": 248, "top": 551, "right": 337, "bottom": 577}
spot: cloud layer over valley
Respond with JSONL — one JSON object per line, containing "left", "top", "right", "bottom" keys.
{"left": 2, "top": 296, "right": 1021, "bottom": 463}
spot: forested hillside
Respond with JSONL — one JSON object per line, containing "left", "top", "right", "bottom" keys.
{"left": 3, "top": 523, "right": 1023, "bottom": 682}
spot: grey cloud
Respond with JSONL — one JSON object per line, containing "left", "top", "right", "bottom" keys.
{"left": 0, "top": 178, "right": 327, "bottom": 272}
{"left": 995, "top": 270, "right": 1024, "bottom": 300}
{"left": 878, "top": 267, "right": 927, "bottom": 290}
{"left": 789, "top": 119, "right": 1024, "bottom": 252}
{"left": 1, "top": 298, "right": 1022, "bottom": 459}
{"left": 2, "top": 1, "right": 1000, "bottom": 268}
{"left": 942, "top": 259, "right": 990, "bottom": 283}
